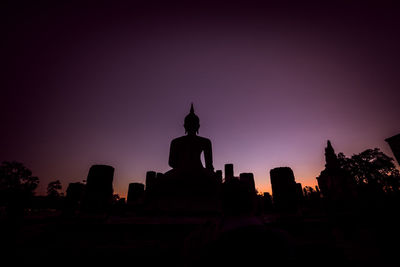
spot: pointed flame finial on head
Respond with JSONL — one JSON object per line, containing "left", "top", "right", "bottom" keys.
{"left": 190, "top": 103, "right": 195, "bottom": 114}
{"left": 184, "top": 102, "right": 200, "bottom": 134}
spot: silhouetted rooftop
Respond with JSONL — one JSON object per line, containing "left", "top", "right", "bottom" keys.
{"left": 385, "top": 133, "right": 400, "bottom": 142}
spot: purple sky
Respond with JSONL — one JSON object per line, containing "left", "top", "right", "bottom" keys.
{"left": 3, "top": 1, "right": 400, "bottom": 197}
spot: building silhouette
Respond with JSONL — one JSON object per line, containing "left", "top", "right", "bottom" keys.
{"left": 64, "top": 182, "right": 86, "bottom": 214}
{"left": 316, "top": 140, "right": 357, "bottom": 209}
{"left": 239, "top": 172, "right": 256, "bottom": 193}
{"left": 215, "top": 170, "right": 223, "bottom": 184}
{"left": 262, "top": 192, "right": 273, "bottom": 212}
{"left": 224, "top": 163, "right": 234, "bottom": 182}
{"left": 82, "top": 164, "right": 114, "bottom": 212}
{"left": 295, "top": 182, "right": 304, "bottom": 203}
{"left": 270, "top": 167, "right": 300, "bottom": 211}
{"left": 66, "top": 182, "right": 85, "bottom": 202}
{"left": 385, "top": 133, "right": 400, "bottom": 165}
{"left": 127, "top": 182, "right": 145, "bottom": 204}
{"left": 145, "top": 171, "right": 157, "bottom": 193}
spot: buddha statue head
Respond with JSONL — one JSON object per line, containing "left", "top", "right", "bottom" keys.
{"left": 184, "top": 103, "right": 200, "bottom": 134}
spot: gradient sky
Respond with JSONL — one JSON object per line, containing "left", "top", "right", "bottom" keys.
{"left": 3, "top": 1, "right": 400, "bottom": 197}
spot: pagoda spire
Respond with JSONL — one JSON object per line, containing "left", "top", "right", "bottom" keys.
{"left": 325, "top": 140, "right": 339, "bottom": 170}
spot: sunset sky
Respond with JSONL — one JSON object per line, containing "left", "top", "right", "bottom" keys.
{"left": 3, "top": 1, "right": 400, "bottom": 197}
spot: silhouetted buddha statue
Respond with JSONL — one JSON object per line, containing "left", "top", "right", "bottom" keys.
{"left": 169, "top": 104, "right": 214, "bottom": 172}
{"left": 163, "top": 104, "right": 217, "bottom": 194}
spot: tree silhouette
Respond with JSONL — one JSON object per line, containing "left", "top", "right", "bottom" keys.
{"left": 338, "top": 148, "right": 400, "bottom": 193}
{"left": 0, "top": 161, "right": 39, "bottom": 217}
{"left": 112, "top": 194, "right": 120, "bottom": 203}
{"left": 47, "top": 180, "right": 62, "bottom": 198}
{"left": 303, "top": 186, "right": 316, "bottom": 198}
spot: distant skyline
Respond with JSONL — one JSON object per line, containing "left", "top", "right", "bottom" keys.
{"left": 3, "top": 1, "right": 400, "bottom": 197}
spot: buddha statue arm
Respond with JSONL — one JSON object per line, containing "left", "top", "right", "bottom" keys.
{"left": 168, "top": 140, "right": 177, "bottom": 169}
{"left": 204, "top": 139, "right": 214, "bottom": 171}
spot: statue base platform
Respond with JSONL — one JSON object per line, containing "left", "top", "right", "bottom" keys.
{"left": 145, "top": 195, "right": 222, "bottom": 216}
{"left": 144, "top": 171, "right": 222, "bottom": 215}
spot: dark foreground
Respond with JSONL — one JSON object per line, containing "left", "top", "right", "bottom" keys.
{"left": 1, "top": 209, "right": 400, "bottom": 267}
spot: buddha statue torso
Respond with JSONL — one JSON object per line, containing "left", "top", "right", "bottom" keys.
{"left": 169, "top": 134, "right": 213, "bottom": 172}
